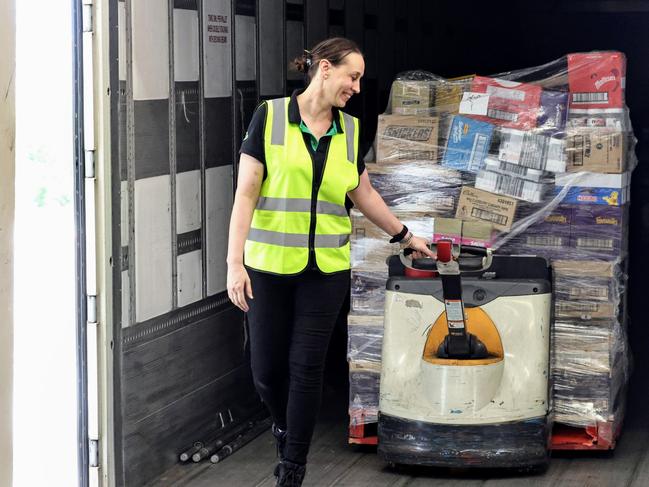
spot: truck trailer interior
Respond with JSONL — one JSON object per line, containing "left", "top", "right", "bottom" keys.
{"left": 91, "top": 1, "right": 649, "bottom": 485}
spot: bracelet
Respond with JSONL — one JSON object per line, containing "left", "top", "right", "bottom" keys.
{"left": 399, "top": 231, "right": 414, "bottom": 249}
{"left": 389, "top": 225, "right": 409, "bottom": 243}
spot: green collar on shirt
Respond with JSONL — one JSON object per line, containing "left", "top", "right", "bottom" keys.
{"left": 298, "top": 119, "right": 339, "bottom": 151}
{"left": 288, "top": 89, "right": 343, "bottom": 151}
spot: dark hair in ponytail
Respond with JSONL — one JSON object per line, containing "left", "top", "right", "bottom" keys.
{"left": 293, "top": 37, "right": 363, "bottom": 83}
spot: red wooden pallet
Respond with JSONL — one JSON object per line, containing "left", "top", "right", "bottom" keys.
{"left": 347, "top": 415, "right": 623, "bottom": 450}
{"left": 348, "top": 410, "right": 378, "bottom": 445}
{"left": 551, "top": 420, "right": 623, "bottom": 450}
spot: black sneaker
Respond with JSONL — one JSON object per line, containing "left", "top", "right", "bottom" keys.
{"left": 275, "top": 460, "right": 306, "bottom": 487}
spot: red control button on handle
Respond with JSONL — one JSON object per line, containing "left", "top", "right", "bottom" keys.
{"left": 436, "top": 240, "right": 453, "bottom": 263}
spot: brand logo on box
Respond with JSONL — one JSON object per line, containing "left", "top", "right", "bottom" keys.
{"left": 577, "top": 195, "right": 598, "bottom": 202}
{"left": 594, "top": 72, "right": 618, "bottom": 90}
{"left": 452, "top": 122, "right": 469, "bottom": 143}
{"left": 545, "top": 215, "right": 568, "bottom": 223}
{"left": 596, "top": 217, "right": 619, "bottom": 225}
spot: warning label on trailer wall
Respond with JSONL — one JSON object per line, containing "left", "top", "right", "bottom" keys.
{"left": 203, "top": 0, "right": 232, "bottom": 97}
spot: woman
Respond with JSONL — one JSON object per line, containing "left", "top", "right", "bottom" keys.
{"left": 226, "top": 37, "right": 434, "bottom": 486}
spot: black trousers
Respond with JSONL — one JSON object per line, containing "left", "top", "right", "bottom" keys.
{"left": 246, "top": 267, "right": 350, "bottom": 465}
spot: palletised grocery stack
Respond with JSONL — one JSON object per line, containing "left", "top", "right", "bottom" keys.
{"left": 348, "top": 51, "right": 637, "bottom": 449}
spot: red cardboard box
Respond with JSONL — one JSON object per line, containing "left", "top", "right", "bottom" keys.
{"left": 468, "top": 76, "right": 542, "bottom": 130}
{"left": 567, "top": 52, "right": 626, "bottom": 109}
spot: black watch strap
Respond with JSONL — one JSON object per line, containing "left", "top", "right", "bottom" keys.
{"left": 389, "top": 225, "right": 409, "bottom": 243}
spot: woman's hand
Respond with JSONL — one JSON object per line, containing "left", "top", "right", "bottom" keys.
{"left": 407, "top": 235, "right": 437, "bottom": 261}
{"left": 227, "top": 263, "right": 253, "bottom": 312}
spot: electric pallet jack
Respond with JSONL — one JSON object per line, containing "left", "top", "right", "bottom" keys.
{"left": 378, "top": 240, "right": 553, "bottom": 470}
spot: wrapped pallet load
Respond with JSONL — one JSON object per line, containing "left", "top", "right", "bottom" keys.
{"left": 349, "top": 52, "right": 637, "bottom": 450}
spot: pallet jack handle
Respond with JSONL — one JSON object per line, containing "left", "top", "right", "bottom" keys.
{"left": 400, "top": 241, "right": 493, "bottom": 274}
{"left": 401, "top": 240, "right": 493, "bottom": 360}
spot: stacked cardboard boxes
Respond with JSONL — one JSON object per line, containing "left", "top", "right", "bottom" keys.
{"left": 480, "top": 52, "right": 635, "bottom": 436}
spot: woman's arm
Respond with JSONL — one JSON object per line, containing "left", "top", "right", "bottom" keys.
{"left": 226, "top": 154, "right": 264, "bottom": 311}
{"left": 348, "top": 170, "right": 436, "bottom": 258}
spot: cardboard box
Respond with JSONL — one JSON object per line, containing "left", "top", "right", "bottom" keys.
{"left": 367, "top": 162, "right": 463, "bottom": 214}
{"left": 511, "top": 205, "right": 628, "bottom": 260}
{"left": 555, "top": 276, "right": 615, "bottom": 302}
{"left": 376, "top": 114, "right": 439, "bottom": 163}
{"left": 433, "top": 75, "right": 475, "bottom": 114}
{"left": 523, "top": 206, "right": 572, "bottom": 250}
{"left": 431, "top": 217, "right": 463, "bottom": 244}
{"left": 553, "top": 259, "right": 617, "bottom": 278}
{"left": 432, "top": 217, "right": 494, "bottom": 247}
{"left": 455, "top": 186, "right": 518, "bottom": 232}
{"left": 555, "top": 171, "right": 631, "bottom": 206}
{"left": 567, "top": 52, "right": 626, "bottom": 109}
{"left": 555, "top": 170, "right": 631, "bottom": 188}
{"left": 391, "top": 80, "right": 434, "bottom": 115}
{"left": 567, "top": 108, "right": 629, "bottom": 131}
{"left": 442, "top": 115, "right": 495, "bottom": 173}
{"left": 461, "top": 220, "right": 495, "bottom": 246}
{"left": 555, "top": 300, "right": 617, "bottom": 320}
{"left": 348, "top": 314, "right": 384, "bottom": 366}
{"left": 554, "top": 260, "right": 618, "bottom": 303}
{"left": 349, "top": 367, "right": 381, "bottom": 416}
{"left": 570, "top": 205, "right": 628, "bottom": 257}
{"left": 498, "top": 128, "right": 566, "bottom": 172}
{"left": 484, "top": 157, "right": 545, "bottom": 182}
{"left": 351, "top": 270, "right": 388, "bottom": 315}
{"left": 566, "top": 129, "right": 625, "bottom": 173}
{"left": 556, "top": 186, "right": 630, "bottom": 206}
{"left": 468, "top": 76, "right": 542, "bottom": 130}
{"left": 537, "top": 89, "right": 569, "bottom": 134}
{"left": 476, "top": 170, "right": 545, "bottom": 203}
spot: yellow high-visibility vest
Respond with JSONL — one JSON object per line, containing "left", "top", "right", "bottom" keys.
{"left": 244, "top": 97, "right": 360, "bottom": 274}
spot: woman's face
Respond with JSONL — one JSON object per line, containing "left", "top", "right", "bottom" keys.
{"left": 321, "top": 53, "right": 365, "bottom": 108}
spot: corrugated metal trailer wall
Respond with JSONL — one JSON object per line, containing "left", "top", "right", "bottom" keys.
{"left": 109, "top": 1, "right": 404, "bottom": 485}
{"left": 106, "top": 1, "right": 649, "bottom": 486}
{"left": 113, "top": 1, "right": 258, "bottom": 485}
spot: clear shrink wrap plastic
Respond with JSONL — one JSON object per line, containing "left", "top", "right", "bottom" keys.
{"left": 348, "top": 52, "right": 636, "bottom": 431}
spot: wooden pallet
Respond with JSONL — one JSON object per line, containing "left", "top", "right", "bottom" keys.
{"left": 348, "top": 410, "right": 378, "bottom": 445}
{"left": 551, "top": 419, "right": 623, "bottom": 450}
{"left": 347, "top": 417, "right": 623, "bottom": 450}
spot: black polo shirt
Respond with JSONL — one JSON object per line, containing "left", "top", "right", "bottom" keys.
{"left": 239, "top": 89, "right": 366, "bottom": 187}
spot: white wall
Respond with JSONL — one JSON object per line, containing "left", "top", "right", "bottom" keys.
{"left": 0, "top": 0, "right": 15, "bottom": 485}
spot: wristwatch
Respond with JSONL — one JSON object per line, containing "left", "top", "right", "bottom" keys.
{"left": 399, "top": 231, "right": 414, "bottom": 249}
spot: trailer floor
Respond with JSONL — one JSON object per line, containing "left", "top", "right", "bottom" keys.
{"left": 147, "top": 386, "right": 649, "bottom": 487}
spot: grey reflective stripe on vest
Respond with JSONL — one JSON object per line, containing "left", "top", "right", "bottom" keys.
{"left": 256, "top": 196, "right": 347, "bottom": 217}
{"left": 270, "top": 98, "right": 286, "bottom": 146}
{"left": 342, "top": 112, "right": 355, "bottom": 163}
{"left": 256, "top": 196, "right": 310, "bottom": 212}
{"left": 314, "top": 233, "right": 350, "bottom": 248}
{"left": 248, "top": 228, "right": 349, "bottom": 248}
{"left": 316, "top": 200, "right": 348, "bottom": 217}
{"left": 248, "top": 228, "right": 308, "bottom": 248}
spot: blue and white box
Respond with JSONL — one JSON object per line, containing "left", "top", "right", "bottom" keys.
{"left": 554, "top": 171, "right": 631, "bottom": 206}
{"left": 442, "top": 115, "right": 495, "bottom": 173}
